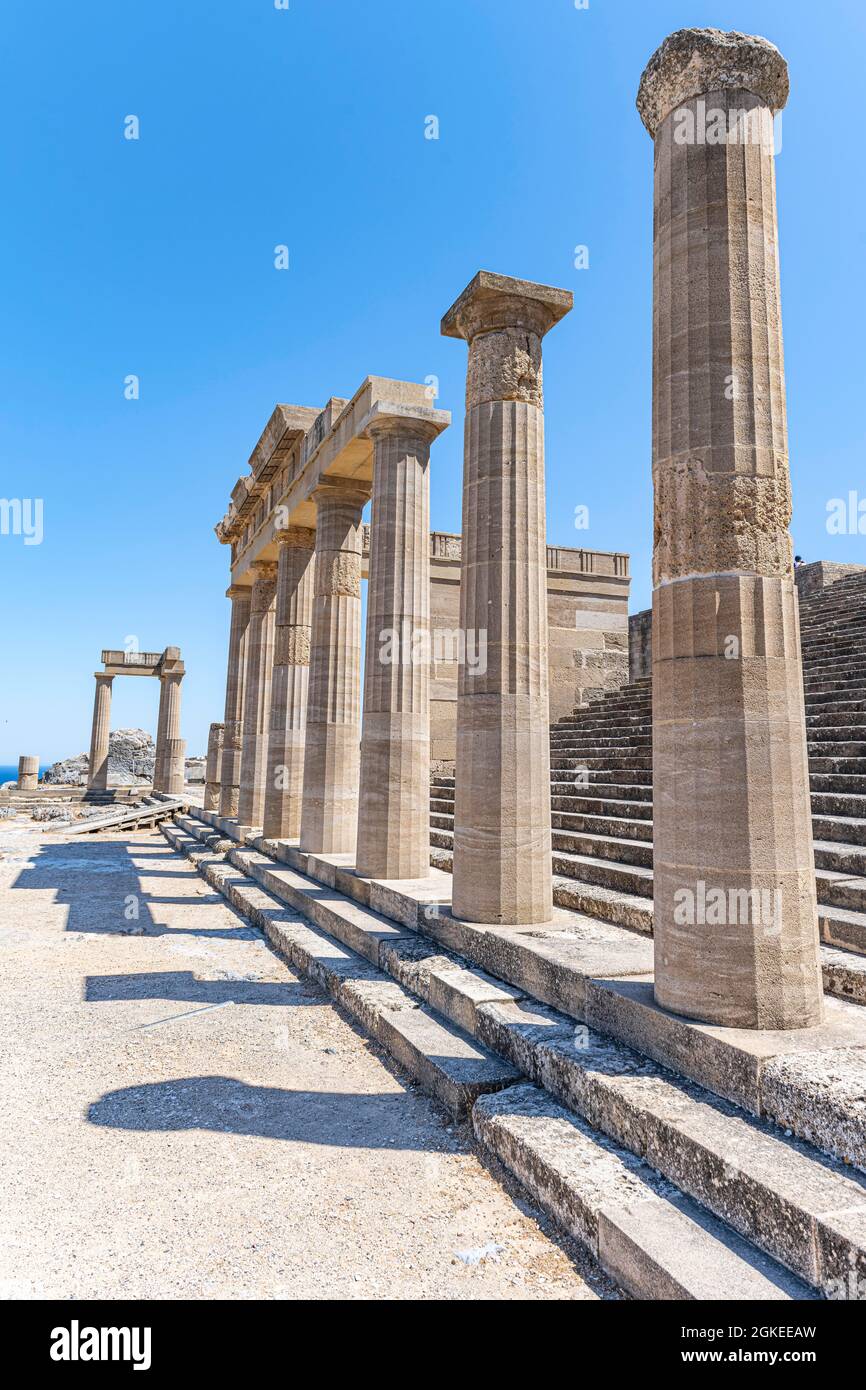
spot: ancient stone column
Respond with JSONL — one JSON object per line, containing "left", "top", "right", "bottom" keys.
{"left": 356, "top": 406, "right": 447, "bottom": 879}
{"left": 637, "top": 29, "right": 823, "bottom": 1028}
{"left": 163, "top": 737, "right": 186, "bottom": 795}
{"left": 299, "top": 478, "right": 370, "bottom": 855}
{"left": 441, "top": 271, "right": 571, "bottom": 924}
{"left": 203, "top": 722, "right": 225, "bottom": 811}
{"left": 237, "top": 561, "right": 278, "bottom": 828}
{"left": 154, "top": 667, "right": 184, "bottom": 794}
{"left": 262, "top": 527, "right": 316, "bottom": 841}
{"left": 219, "top": 585, "right": 252, "bottom": 818}
{"left": 87, "top": 673, "right": 113, "bottom": 790}
{"left": 17, "top": 756, "right": 39, "bottom": 791}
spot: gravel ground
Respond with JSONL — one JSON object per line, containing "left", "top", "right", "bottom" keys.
{"left": 0, "top": 818, "right": 614, "bottom": 1301}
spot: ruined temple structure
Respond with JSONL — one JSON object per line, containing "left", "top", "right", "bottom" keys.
{"left": 87, "top": 646, "right": 186, "bottom": 794}
{"left": 158, "top": 31, "right": 866, "bottom": 1299}
{"left": 211, "top": 379, "right": 630, "bottom": 857}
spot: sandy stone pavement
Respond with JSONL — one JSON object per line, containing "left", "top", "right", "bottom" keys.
{"left": 0, "top": 819, "right": 613, "bottom": 1300}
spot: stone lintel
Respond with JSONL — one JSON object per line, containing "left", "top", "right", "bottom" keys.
{"left": 637, "top": 27, "right": 789, "bottom": 138}
{"left": 441, "top": 270, "right": 573, "bottom": 342}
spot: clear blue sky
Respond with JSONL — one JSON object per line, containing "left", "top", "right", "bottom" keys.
{"left": 2, "top": 0, "right": 865, "bottom": 762}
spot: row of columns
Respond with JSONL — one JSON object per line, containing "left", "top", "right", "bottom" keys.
{"left": 210, "top": 27, "right": 822, "bottom": 1034}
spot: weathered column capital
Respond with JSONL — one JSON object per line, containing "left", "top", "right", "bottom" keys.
{"left": 274, "top": 525, "right": 316, "bottom": 550}
{"left": 637, "top": 27, "right": 789, "bottom": 138}
{"left": 226, "top": 583, "right": 252, "bottom": 602}
{"left": 442, "top": 271, "right": 572, "bottom": 408}
{"left": 311, "top": 476, "right": 372, "bottom": 511}
{"left": 94, "top": 671, "right": 113, "bottom": 686}
{"left": 249, "top": 560, "right": 278, "bottom": 612}
{"left": 361, "top": 401, "right": 450, "bottom": 450}
{"left": 442, "top": 270, "right": 572, "bottom": 342}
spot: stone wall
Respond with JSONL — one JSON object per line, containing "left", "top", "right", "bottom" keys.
{"left": 416, "top": 535, "right": 630, "bottom": 763}
{"left": 794, "top": 561, "right": 866, "bottom": 600}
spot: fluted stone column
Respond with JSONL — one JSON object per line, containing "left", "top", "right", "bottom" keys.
{"left": 204, "top": 722, "right": 225, "bottom": 812}
{"left": 163, "top": 737, "right": 186, "bottom": 795}
{"left": 638, "top": 29, "right": 823, "bottom": 1028}
{"left": 154, "top": 667, "right": 184, "bottom": 794}
{"left": 17, "top": 756, "right": 39, "bottom": 791}
{"left": 300, "top": 478, "right": 370, "bottom": 855}
{"left": 237, "top": 561, "right": 278, "bottom": 828}
{"left": 356, "top": 406, "right": 448, "bottom": 879}
{"left": 442, "top": 271, "right": 571, "bottom": 924}
{"left": 87, "top": 673, "right": 113, "bottom": 790}
{"left": 262, "top": 527, "right": 316, "bottom": 841}
{"left": 219, "top": 585, "right": 252, "bottom": 818}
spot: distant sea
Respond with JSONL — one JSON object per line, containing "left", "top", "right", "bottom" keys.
{"left": 0, "top": 765, "right": 52, "bottom": 784}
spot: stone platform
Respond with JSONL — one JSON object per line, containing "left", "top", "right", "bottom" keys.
{"left": 162, "top": 805, "right": 866, "bottom": 1300}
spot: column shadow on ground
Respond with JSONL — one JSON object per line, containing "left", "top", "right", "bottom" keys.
{"left": 84, "top": 970, "right": 313, "bottom": 1007}
{"left": 87, "top": 1075, "right": 428, "bottom": 1149}
{"left": 9, "top": 836, "right": 259, "bottom": 938}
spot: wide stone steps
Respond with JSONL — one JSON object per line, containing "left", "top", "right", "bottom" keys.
{"left": 164, "top": 812, "right": 866, "bottom": 1299}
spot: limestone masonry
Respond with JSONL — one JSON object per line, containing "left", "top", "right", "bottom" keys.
{"left": 11, "top": 24, "right": 866, "bottom": 1305}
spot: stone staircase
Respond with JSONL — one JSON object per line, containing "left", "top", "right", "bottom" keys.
{"left": 429, "top": 569, "right": 866, "bottom": 1004}
{"left": 164, "top": 804, "right": 866, "bottom": 1300}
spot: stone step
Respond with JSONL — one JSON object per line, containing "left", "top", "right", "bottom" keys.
{"left": 163, "top": 820, "right": 518, "bottom": 1119}
{"left": 812, "top": 790, "right": 866, "bottom": 818}
{"left": 551, "top": 810, "right": 654, "bottom": 842}
{"left": 814, "top": 840, "right": 866, "bottom": 876}
{"left": 549, "top": 754, "right": 653, "bottom": 772}
{"left": 473, "top": 1087, "right": 813, "bottom": 1301}
{"left": 812, "top": 814, "right": 866, "bottom": 848}
{"left": 550, "top": 791, "right": 653, "bottom": 820}
{"left": 815, "top": 865, "right": 866, "bottom": 914}
{"left": 810, "top": 757, "right": 866, "bottom": 775}
{"left": 551, "top": 780, "right": 653, "bottom": 803}
{"left": 551, "top": 830, "right": 654, "bottom": 869}
{"left": 811, "top": 772, "right": 866, "bottom": 794}
{"left": 474, "top": 1030, "right": 860, "bottom": 1297}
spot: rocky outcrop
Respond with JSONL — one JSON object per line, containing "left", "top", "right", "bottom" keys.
{"left": 42, "top": 730, "right": 206, "bottom": 787}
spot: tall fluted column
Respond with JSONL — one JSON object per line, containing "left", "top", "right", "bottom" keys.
{"left": 219, "top": 585, "right": 252, "bottom": 818}
{"left": 262, "top": 527, "right": 316, "bottom": 841}
{"left": 204, "top": 722, "right": 225, "bottom": 812}
{"left": 638, "top": 29, "right": 823, "bottom": 1027}
{"left": 237, "top": 561, "right": 278, "bottom": 828}
{"left": 154, "top": 660, "right": 184, "bottom": 794}
{"left": 87, "top": 673, "right": 113, "bottom": 790}
{"left": 299, "top": 478, "right": 371, "bottom": 855}
{"left": 441, "top": 272, "right": 571, "bottom": 924}
{"left": 356, "top": 406, "right": 448, "bottom": 879}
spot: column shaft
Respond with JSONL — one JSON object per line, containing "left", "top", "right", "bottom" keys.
{"left": 204, "top": 722, "right": 225, "bottom": 812}
{"left": 299, "top": 480, "right": 370, "bottom": 855}
{"left": 442, "top": 272, "right": 571, "bottom": 924}
{"left": 219, "top": 586, "right": 252, "bottom": 818}
{"left": 154, "top": 672, "right": 184, "bottom": 794}
{"left": 262, "top": 529, "right": 316, "bottom": 841}
{"left": 356, "top": 422, "right": 435, "bottom": 879}
{"left": 88, "top": 674, "right": 113, "bottom": 790}
{"left": 237, "top": 562, "right": 278, "bottom": 828}
{"left": 638, "top": 28, "right": 823, "bottom": 1027}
